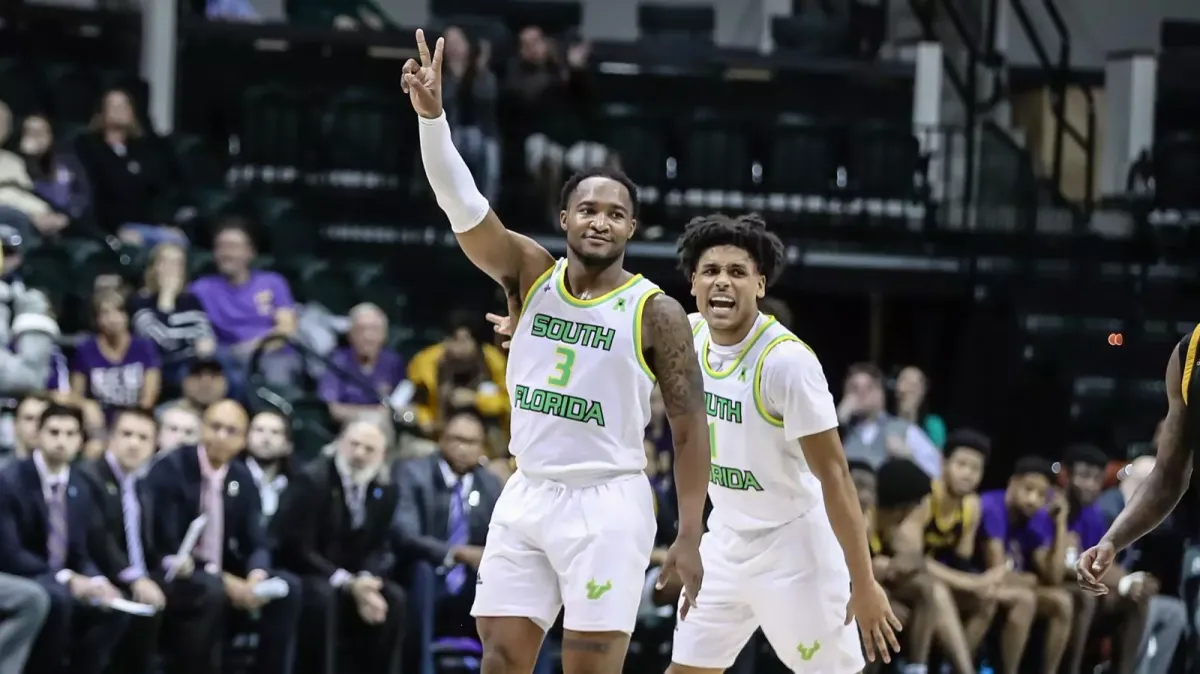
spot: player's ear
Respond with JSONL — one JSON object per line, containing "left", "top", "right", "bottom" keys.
{"left": 689, "top": 273, "right": 697, "bottom": 296}
{"left": 756, "top": 275, "right": 766, "bottom": 299}
{"left": 558, "top": 210, "right": 568, "bottom": 232}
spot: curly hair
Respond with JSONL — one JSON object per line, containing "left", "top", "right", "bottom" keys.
{"left": 675, "top": 212, "right": 786, "bottom": 286}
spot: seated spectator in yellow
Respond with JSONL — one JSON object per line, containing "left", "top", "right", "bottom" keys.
{"left": 70, "top": 291, "right": 162, "bottom": 422}
{"left": 407, "top": 311, "right": 507, "bottom": 435}
{"left": 866, "top": 458, "right": 977, "bottom": 674}
{"left": 319, "top": 303, "right": 405, "bottom": 426}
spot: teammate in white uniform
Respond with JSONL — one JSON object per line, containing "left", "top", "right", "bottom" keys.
{"left": 403, "top": 31, "right": 710, "bottom": 674}
{"left": 670, "top": 213, "right": 901, "bottom": 674}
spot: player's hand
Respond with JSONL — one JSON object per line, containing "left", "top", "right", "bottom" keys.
{"left": 485, "top": 312, "right": 516, "bottom": 348}
{"left": 846, "top": 579, "right": 902, "bottom": 664}
{"left": 1076, "top": 540, "right": 1116, "bottom": 595}
{"left": 657, "top": 534, "right": 703, "bottom": 620}
{"left": 401, "top": 29, "right": 444, "bottom": 119}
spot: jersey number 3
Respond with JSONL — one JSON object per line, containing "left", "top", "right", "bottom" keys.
{"left": 547, "top": 346, "right": 576, "bottom": 387}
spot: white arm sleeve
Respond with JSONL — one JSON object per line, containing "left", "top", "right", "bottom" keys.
{"left": 759, "top": 341, "right": 839, "bottom": 442}
{"left": 418, "top": 112, "right": 490, "bottom": 232}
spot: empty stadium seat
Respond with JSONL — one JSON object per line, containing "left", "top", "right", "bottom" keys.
{"left": 238, "top": 84, "right": 311, "bottom": 187}
{"left": 43, "top": 64, "right": 102, "bottom": 124}
{"left": 299, "top": 265, "right": 357, "bottom": 314}
{"left": 676, "top": 113, "right": 754, "bottom": 192}
{"left": 1154, "top": 132, "right": 1200, "bottom": 209}
{"left": 764, "top": 115, "right": 839, "bottom": 195}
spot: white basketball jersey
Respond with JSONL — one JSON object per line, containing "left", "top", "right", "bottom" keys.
{"left": 693, "top": 313, "right": 824, "bottom": 532}
{"left": 506, "top": 258, "right": 662, "bottom": 485}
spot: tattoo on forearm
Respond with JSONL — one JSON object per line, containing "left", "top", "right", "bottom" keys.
{"left": 561, "top": 637, "right": 613, "bottom": 653}
{"left": 644, "top": 295, "right": 704, "bottom": 417}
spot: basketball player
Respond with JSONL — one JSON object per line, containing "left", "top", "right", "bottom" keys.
{"left": 1076, "top": 335, "right": 1193, "bottom": 594}
{"left": 402, "top": 30, "right": 709, "bottom": 674}
{"left": 668, "top": 213, "right": 899, "bottom": 673}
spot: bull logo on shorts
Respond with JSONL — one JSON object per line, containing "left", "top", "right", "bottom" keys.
{"left": 796, "top": 640, "right": 821, "bottom": 661}
{"left": 585, "top": 578, "right": 612, "bottom": 600}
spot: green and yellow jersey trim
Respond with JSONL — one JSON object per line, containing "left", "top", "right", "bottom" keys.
{"left": 1184, "top": 326, "right": 1200, "bottom": 404}
{"left": 512, "top": 261, "right": 558, "bottom": 335}
{"left": 700, "top": 317, "right": 777, "bottom": 380}
{"left": 752, "top": 333, "right": 815, "bottom": 426}
{"left": 554, "top": 258, "right": 644, "bottom": 308}
{"left": 633, "top": 287, "right": 664, "bottom": 382}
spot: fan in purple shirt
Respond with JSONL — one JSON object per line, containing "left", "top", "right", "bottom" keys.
{"left": 977, "top": 456, "right": 1075, "bottom": 674}
{"left": 1061, "top": 444, "right": 1164, "bottom": 674}
{"left": 318, "top": 303, "right": 405, "bottom": 425}
{"left": 188, "top": 220, "right": 299, "bottom": 391}
{"left": 70, "top": 291, "right": 162, "bottom": 418}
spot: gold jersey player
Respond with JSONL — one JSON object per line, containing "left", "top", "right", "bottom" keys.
{"left": 402, "top": 30, "right": 710, "bottom": 674}
{"left": 667, "top": 213, "right": 901, "bottom": 674}
{"left": 1076, "top": 329, "right": 1196, "bottom": 594}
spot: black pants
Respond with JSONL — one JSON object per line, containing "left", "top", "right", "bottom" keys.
{"left": 29, "top": 578, "right": 131, "bottom": 674}
{"left": 224, "top": 570, "right": 303, "bottom": 674}
{"left": 158, "top": 571, "right": 226, "bottom": 674}
{"left": 296, "top": 575, "right": 406, "bottom": 674}
{"left": 106, "top": 609, "right": 162, "bottom": 674}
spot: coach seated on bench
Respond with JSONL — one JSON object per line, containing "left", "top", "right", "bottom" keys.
{"left": 144, "top": 399, "right": 302, "bottom": 674}
{"left": 273, "top": 417, "right": 405, "bottom": 674}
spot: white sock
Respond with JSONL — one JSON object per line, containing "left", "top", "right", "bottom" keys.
{"left": 902, "top": 665, "right": 929, "bottom": 674}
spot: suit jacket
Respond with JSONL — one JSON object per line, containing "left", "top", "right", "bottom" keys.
{"left": 0, "top": 458, "right": 102, "bottom": 582}
{"left": 271, "top": 456, "right": 399, "bottom": 579}
{"left": 77, "top": 457, "right": 156, "bottom": 586}
{"left": 144, "top": 445, "right": 270, "bottom": 577}
{"left": 392, "top": 454, "right": 501, "bottom": 566}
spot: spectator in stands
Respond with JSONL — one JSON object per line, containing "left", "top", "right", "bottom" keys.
{"left": 78, "top": 408, "right": 164, "bottom": 674}
{"left": 2, "top": 392, "right": 50, "bottom": 466}
{"left": 1061, "top": 444, "right": 1183, "bottom": 674}
{"left": 894, "top": 365, "right": 947, "bottom": 448}
{"left": 640, "top": 431, "right": 680, "bottom": 618}
{"left": 0, "top": 101, "right": 61, "bottom": 241}
{"left": 407, "top": 311, "right": 507, "bottom": 435}
{"left": 920, "top": 429, "right": 1012, "bottom": 656}
{"left": 0, "top": 572, "right": 49, "bottom": 674}
{"left": 158, "top": 358, "right": 228, "bottom": 418}
{"left": 319, "top": 303, "right": 404, "bottom": 426}
{"left": 506, "top": 27, "right": 610, "bottom": 218}
{"left": 644, "top": 385, "right": 672, "bottom": 482}
{"left": 839, "top": 362, "right": 940, "bottom": 476}
{"left": 393, "top": 409, "right": 502, "bottom": 639}
{"left": 274, "top": 417, "right": 405, "bottom": 674}
{"left": 0, "top": 403, "right": 129, "bottom": 674}
{"left": 1096, "top": 453, "right": 1186, "bottom": 674}
{"left": 145, "top": 399, "right": 302, "bottom": 674}
{"left": 443, "top": 26, "right": 500, "bottom": 202}
{"left": 70, "top": 291, "right": 162, "bottom": 419}
{"left": 869, "top": 458, "right": 977, "bottom": 674}
{"left": 978, "top": 456, "right": 1074, "bottom": 674}
{"left": 0, "top": 224, "right": 62, "bottom": 398}
{"left": 157, "top": 403, "right": 201, "bottom": 452}
{"left": 242, "top": 409, "right": 293, "bottom": 521}
{"left": 18, "top": 114, "right": 91, "bottom": 227}
{"left": 191, "top": 219, "right": 299, "bottom": 393}
{"left": 75, "top": 89, "right": 186, "bottom": 246}
{"left": 130, "top": 242, "right": 216, "bottom": 390}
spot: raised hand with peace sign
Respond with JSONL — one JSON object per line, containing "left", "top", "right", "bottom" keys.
{"left": 401, "top": 29, "right": 445, "bottom": 119}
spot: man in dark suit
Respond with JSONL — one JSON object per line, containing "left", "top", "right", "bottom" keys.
{"left": 79, "top": 407, "right": 165, "bottom": 674}
{"left": 273, "top": 418, "right": 405, "bottom": 674}
{"left": 0, "top": 403, "right": 129, "bottom": 674}
{"left": 144, "top": 399, "right": 302, "bottom": 674}
{"left": 393, "top": 409, "right": 502, "bottom": 637}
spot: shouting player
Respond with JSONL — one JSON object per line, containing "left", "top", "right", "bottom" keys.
{"left": 403, "top": 29, "right": 709, "bottom": 674}
{"left": 669, "top": 213, "right": 898, "bottom": 672}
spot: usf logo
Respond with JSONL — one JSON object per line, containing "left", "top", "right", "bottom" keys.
{"left": 614, "top": 298, "right": 627, "bottom": 311}
{"left": 796, "top": 640, "right": 821, "bottom": 662}
{"left": 586, "top": 579, "right": 613, "bottom": 600}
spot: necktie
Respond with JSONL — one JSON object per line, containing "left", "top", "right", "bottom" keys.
{"left": 445, "top": 481, "right": 469, "bottom": 594}
{"left": 348, "top": 484, "right": 365, "bottom": 529}
{"left": 122, "top": 480, "right": 145, "bottom": 575}
{"left": 47, "top": 482, "right": 68, "bottom": 571}
{"left": 200, "top": 475, "right": 224, "bottom": 572}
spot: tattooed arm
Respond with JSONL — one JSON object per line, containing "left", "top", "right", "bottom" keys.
{"left": 1101, "top": 346, "right": 1193, "bottom": 552}
{"left": 642, "top": 293, "right": 710, "bottom": 539}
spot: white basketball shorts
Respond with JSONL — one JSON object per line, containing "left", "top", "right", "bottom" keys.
{"left": 671, "top": 504, "right": 865, "bottom": 673}
{"left": 471, "top": 470, "right": 657, "bottom": 634}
